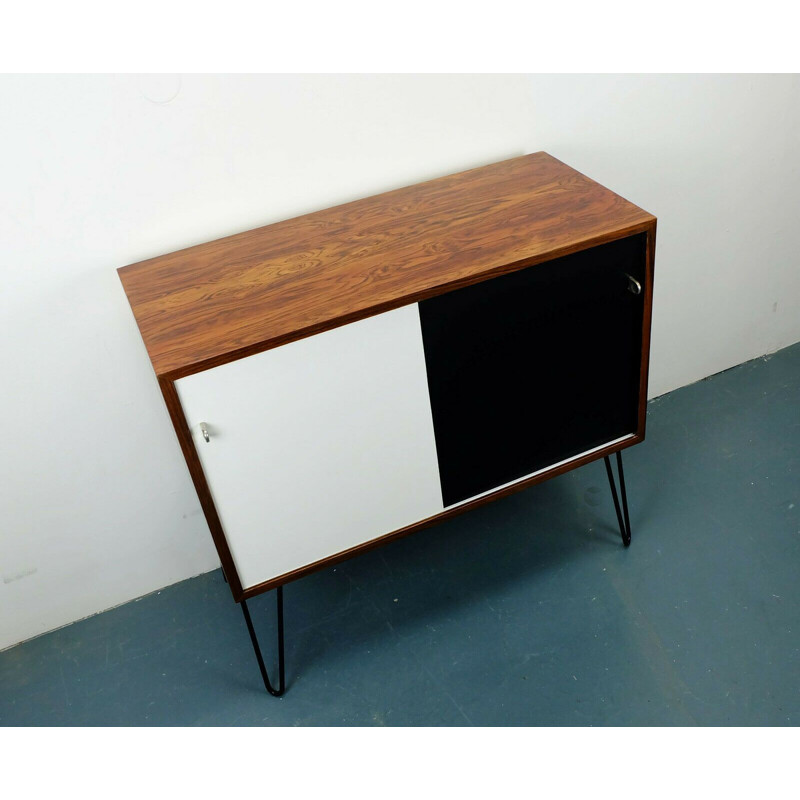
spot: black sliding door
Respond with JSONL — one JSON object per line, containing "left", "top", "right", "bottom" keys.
{"left": 418, "top": 233, "right": 647, "bottom": 507}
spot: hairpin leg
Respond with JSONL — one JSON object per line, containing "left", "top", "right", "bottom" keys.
{"left": 241, "top": 587, "right": 285, "bottom": 696}
{"left": 604, "top": 452, "right": 632, "bottom": 547}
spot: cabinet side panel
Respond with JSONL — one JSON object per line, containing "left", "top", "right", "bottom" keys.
{"left": 637, "top": 222, "right": 657, "bottom": 435}
{"left": 175, "top": 304, "right": 443, "bottom": 590}
{"left": 159, "top": 378, "right": 245, "bottom": 598}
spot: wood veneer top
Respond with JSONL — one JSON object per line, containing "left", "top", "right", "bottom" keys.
{"left": 118, "top": 152, "right": 655, "bottom": 378}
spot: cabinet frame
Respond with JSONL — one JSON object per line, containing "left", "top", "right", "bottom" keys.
{"left": 119, "top": 152, "right": 657, "bottom": 605}
{"left": 155, "top": 223, "right": 655, "bottom": 604}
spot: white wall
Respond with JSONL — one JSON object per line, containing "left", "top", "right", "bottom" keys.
{"left": 525, "top": 74, "right": 800, "bottom": 397}
{"left": 1, "top": 74, "right": 798, "bottom": 650}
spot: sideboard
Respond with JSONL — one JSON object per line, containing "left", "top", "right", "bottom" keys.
{"left": 118, "top": 152, "right": 656, "bottom": 696}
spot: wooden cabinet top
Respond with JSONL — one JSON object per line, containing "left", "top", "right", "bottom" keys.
{"left": 118, "top": 152, "right": 655, "bottom": 379}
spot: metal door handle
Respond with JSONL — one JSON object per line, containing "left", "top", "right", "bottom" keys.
{"left": 624, "top": 273, "right": 642, "bottom": 295}
{"left": 200, "top": 422, "right": 210, "bottom": 442}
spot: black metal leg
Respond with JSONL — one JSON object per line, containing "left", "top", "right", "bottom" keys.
{"left": 241, "top": 587, "right": 285, "bottom": 697}
{"left": 604, "top": 452, "right": 632, "bottom": 547}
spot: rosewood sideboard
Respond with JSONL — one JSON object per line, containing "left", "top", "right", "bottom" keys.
{"left": 118, "top": 152, "right": 657, "bottom": 695}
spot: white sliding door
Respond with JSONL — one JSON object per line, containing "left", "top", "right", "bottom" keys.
{"left": 176, "top": 303, "right": 443, "bottom": 590}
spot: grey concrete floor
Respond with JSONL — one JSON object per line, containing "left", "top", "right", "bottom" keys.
{"left": 2, "top": 342, "right": 799, "bottom": 725}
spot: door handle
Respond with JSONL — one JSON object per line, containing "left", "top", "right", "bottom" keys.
{"left": 624, "top": 273, "right": 642, "bottom": 295}
{"left": 199, "top": 422, "right": 210, "bottom": 442}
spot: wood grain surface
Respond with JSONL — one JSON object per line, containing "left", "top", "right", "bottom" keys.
{"left": 118, "top": 152, "right": 655, "bottom": 379}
